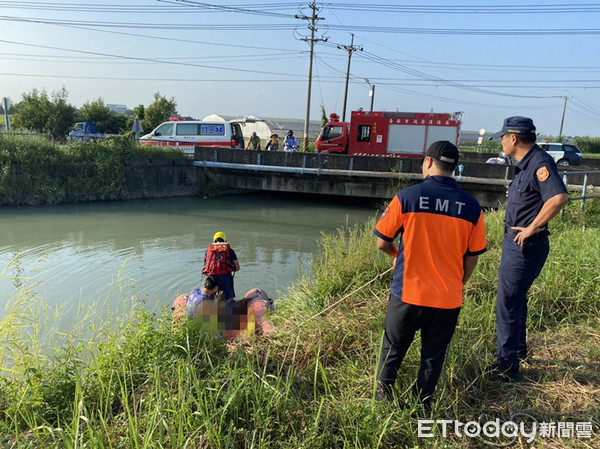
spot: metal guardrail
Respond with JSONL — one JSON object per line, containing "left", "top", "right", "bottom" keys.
{"left": 560, "top": 170, "right": 600, "bottom": 211}
{"left": 193, "top": 154, "right": 510, "bottom": 187}
{"left": 193, "top": 159, "right": 424, "bottom": 181}
{"left": 193, "top": 149, "right": 599, "bottom": 209}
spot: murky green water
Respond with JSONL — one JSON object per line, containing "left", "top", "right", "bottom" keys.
{"left": 0, "top": 194, "right": 378, "bottom": 329}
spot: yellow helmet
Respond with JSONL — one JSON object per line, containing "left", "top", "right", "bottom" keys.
{"left": 213, "top": 231, "right": 227, "bottom": 242}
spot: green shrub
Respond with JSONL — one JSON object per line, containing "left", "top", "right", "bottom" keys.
{"left": 573, "top": 136, "right": 600, "bottom": 154}
{"left": 0, "top": 135, "right": 188, "bottom": 203}
{"left": 0, "top": 135, "right": 65, "bottom": 200}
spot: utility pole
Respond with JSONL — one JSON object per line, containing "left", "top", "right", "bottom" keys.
{"left": 338, "top": 34, "right": 362, "bottom": 122}
{"left": 297, "top": 3, "right": 327, "bottom": 151}
{"left": 369, "top": 84, "right": 375, "bottom": 112}
{"left": 558, "top": 96, "right": 570, "bottom": 141}
{"left": 365, "top": 79, "right": 375, "bottom": 112}
{"left": 2, "top": 97, "right": 10, "bottom": 131}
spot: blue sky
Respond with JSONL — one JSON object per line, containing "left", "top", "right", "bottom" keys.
{"left": 1, "top": 1, "right": 600, "bottom": 137}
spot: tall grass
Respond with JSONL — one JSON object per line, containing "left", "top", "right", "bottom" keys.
{"left": 1, "top": 202, "right": 599, "bottom": 448}
{"left": 0, "top": 135, "right": 187, "bottom": 205}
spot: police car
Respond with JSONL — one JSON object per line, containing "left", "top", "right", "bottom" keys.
{"left": 537, "top": 142, "right": 583, "bottom": 167}
{"left": 486, "top": 143, "right": 583, "bottom": 167}
{"left": 485, "top": 151, "right": 515, "bottom": 165}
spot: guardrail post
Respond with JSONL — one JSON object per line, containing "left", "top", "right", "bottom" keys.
{"left": 561, "top": 173, "right": 569, "bottom": 216}
{"left": 349, "top": 157, "right": 354, "bottom": 176}
{"left": 399, "top": 160, "right": 404, "bottom": 173}
{"left": 213, "top": 150, "right": 218, "bottom": 162}
{"left": 581, "top": 173, "right": 590, "bottom": 211}
{"left": 257, "top": 152, "right": 261, "bottom": 167}
{"left": 302, "top": 155, "right": 307, "bottom": 175}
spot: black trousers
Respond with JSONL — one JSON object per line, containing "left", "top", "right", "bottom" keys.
{"left": 377, "top": 297, "right": 460, "bottom": 403}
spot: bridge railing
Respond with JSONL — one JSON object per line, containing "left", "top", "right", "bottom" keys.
{"left": 560, "top": 170, "right": 600, "bottom": 211}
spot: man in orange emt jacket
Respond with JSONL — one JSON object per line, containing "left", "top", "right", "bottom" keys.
{"left": 373, "top": 141, "right": 487, "bottom": 406}
{"left": 203, "top": 231, "right": 240, "bottom": 301}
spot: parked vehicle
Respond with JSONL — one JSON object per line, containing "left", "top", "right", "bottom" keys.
{"left": 538, "top": 142, "right": 582, "bottom": 166}
{"left": 140, "top": 118, "right": 244, "bottom": 154}
{"left": 68, "top": 122, "right": 107, "bottom": 143}
{"left": 316, "top": 110, "right": 463, "bottom": 157}
{"left": 485, "top": 151, "right": 515, "bottom": 165}
{"left": 485, "top": 143, "right": 583, "bottom": 167}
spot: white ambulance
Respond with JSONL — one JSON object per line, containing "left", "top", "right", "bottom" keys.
{"left": 140, "top": 118, "right": 244, "bottom": 154}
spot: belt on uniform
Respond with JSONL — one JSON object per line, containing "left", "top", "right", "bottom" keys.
{"left": 504, "top": 226, "right": 549, "bottom": 238}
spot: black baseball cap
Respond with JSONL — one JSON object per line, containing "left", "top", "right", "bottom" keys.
{"left": 424, "top": 140, "right": 459, "bottom": 166}
{"left": 489, "top": 116, "right": 536, "bottom": 140}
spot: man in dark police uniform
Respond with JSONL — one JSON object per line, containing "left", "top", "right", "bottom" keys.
{"left": 373, "top": 141, "right": 487, "bottom": 406}
{"left": 489, "top": 116, "right": 568, "bottom": 382}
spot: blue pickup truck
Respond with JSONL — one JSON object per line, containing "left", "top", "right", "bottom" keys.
{"left": 68, "top": 122, "right": 107, "bottom": 143}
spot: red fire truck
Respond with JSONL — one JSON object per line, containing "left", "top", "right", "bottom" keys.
{"left": 316, "top": 110, "right": 463, "bottom": 157}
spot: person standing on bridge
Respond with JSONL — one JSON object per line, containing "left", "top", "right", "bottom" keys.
{"left": 489, "top": 116, "right": 567, "bottom": 382}
{"left": 246, "top": 132, "right": 261, "bottom": 150}
{"left": 283, "top": 130, "right": 298, "bottom": 152}
{"left": 373, "top": 140, "right": 487, "bottom": 406}
{"left": 265, "top": 133, "right": 279, "bottom": 151}
{"left": 203, "top": 231, "right": 240, "bottom": 301}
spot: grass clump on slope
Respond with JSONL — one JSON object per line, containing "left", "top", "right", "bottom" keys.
{"left": 1, "top": 202, "right": 599, "bottom": 448}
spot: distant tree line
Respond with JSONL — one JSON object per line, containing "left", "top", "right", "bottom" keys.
{"left": 5, "top": 88, "right": 178, "bottom": 141}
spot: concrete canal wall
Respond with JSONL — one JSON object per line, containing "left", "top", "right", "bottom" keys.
{"left": 124, "top": 157, "right": 197, "bottom": 199}
{"left": 3, "top": 146, "right": 596, "bottom": 207}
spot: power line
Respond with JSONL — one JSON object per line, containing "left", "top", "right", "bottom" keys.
{"left": 322, "top": 3, "right": 600, "bottom": 14}
{"left": 0, "top": 51, "right": 300, "bottom": 64}
{"left": 0, "top": 1, "right": 300, "bottom": 13}
{"left": 570, "top": 97, "right": 600, "bottom": 115}
{"left": 5, "top": 1, "right": 600, "bottom": 15}
{"left": 159, "top": 0, "right": 296, "bottom": 18}
{"left": 0, "top": 71, "right": 320, "bottom": 82}
{"left": 0, "top": 20, "right": 300, "bottom": 53}
{"left": 0, "top": 15, "right": 297, "bottom": 30}
{"left": 4, "top": 14, "right": 600, "bottom": 35}
{"left": 0, "top": 39, "right": 306, "bottom": 78}
{"left": 357, "top": 50, "right": 564, "bottom": 99}
{"left": 326, "top": 24, "right": 600, "bottom": 35}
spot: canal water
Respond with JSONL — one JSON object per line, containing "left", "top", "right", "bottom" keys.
{"left": 0, "top": 194, "right": 379, "bottom": 330}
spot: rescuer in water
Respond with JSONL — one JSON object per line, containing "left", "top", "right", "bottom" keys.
{"left": 202, "top": 231, "right": 240, "bottom": 300}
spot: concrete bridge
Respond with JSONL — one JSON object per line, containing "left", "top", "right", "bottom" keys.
{"left": 193, "top": 147, "right": 600, "bottom": 208}
{"left": 193, "top": 147, "right": 515, "bottom": 208}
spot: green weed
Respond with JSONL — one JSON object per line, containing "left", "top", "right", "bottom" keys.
{"left": 1, "top": 207, "right": 599, "bottom": 448}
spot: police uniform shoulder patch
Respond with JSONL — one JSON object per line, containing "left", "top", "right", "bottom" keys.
{"left": 379, "top": 206, "right": 389, "bottom": 220}
{"left": 536, "top": 166, "right": 550, "bottom": 182}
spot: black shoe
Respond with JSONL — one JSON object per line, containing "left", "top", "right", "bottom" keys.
{"left": 488, "top": 364, "right": 523, "bottom": 383}
{"left": 375, "top": 382, "right": 394, "bottom": 401}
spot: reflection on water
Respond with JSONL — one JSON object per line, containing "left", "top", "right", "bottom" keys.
{"left": 0, "top": 194, "right": 378, "bottom": 327}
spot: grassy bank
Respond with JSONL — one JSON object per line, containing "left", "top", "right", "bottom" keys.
{"left": 0, "top": 135, "right": 186, "bottom": 205}
{"left": 1, "top": 203, "right": 599, "bottom": 448}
